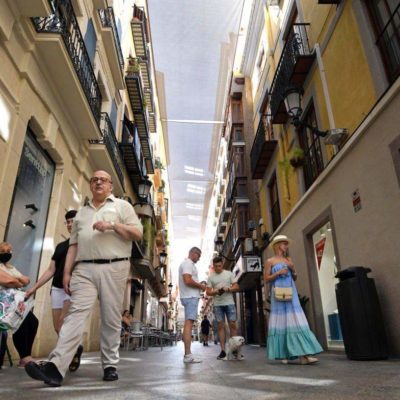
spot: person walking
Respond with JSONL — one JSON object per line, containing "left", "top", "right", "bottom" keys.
{"left": 206, "top": 256, "right": 240, "bottom": 360}
{"left": 25, "top": 210, "right": 84, "bottom": 372}
{"left": 0, "top": 242, "right": 39, "bottom": 368}
{"left": 25, "top": 170, "right": 143, "bottom": 386}
{"left": 264, "top": 235, "right": 322, "bottom": 364}
{"left": 200, "top": 315, "right": 211, "bottom": 346}
{"left": 178, "top": 247, "right": 205, "bottom": 363}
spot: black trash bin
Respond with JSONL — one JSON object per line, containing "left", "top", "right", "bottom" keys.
{"left": 335, "top": 266, "right": 388, "bottom": 360}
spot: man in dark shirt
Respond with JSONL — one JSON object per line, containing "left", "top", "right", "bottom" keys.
{"left": 26, "top": 210, "right": 83, "bottom": 371}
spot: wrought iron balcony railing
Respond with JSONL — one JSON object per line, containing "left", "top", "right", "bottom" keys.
{"left": 32, "top": 0, "right": 102, "bottom": 124}
{"left": 131, "top": 4, "right": 149, "bottom": 59}
{"left": 269, "top": 23, "right": 314, "bottom": 124}
{"left": 99, "top": 112, "right": 125, "bottom": 188}
{"left": 250, "top": 117, "right": 277, "bottom": 179}
{"left": 98, "top": 7, "right": 124, "bottom": 69}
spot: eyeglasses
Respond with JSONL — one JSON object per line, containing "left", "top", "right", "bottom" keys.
{"left": 90, "top": 177, "right": 111, "bottom": 184}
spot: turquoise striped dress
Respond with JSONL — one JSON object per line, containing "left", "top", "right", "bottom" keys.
{"left": 267, "top": 263, "right": 323, "bottom": 360}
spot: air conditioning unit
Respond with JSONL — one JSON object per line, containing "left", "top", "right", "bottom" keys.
{"left": 324, "top": 128, "right": 348, "bottom": 145}
{"left": 244, "top": 238, "right": 254, "bottom": 254}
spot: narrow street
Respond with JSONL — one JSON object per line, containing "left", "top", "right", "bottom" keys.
{"left": 1, "top": 343, "right": 399, "bottom": 400}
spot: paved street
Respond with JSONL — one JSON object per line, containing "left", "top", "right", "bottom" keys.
{"left": 1, "top": 342, "right": 399, "bottom": 399}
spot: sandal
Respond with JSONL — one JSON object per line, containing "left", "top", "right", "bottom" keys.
{"left": 68, "top": 345, "right": 83, "bottom": 372}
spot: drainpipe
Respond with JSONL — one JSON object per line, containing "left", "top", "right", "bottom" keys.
{"left": 314, "top": 43, "right": 339, "bottom": 154}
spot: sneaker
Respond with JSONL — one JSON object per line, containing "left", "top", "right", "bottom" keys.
{"left": 217, "top": 350, "right": 227, "bottom": 360}
{"left": 183, "top": 354, "right": 202, "bottom": 364}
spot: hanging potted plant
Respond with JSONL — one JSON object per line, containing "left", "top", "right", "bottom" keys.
{"left": 126, "top": 57, "right": 140, "bottom": 75}
{"left": 289, "top": 146, "right": 305, "bottom": 168}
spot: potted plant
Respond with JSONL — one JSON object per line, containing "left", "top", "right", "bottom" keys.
{"left": 126, "top": 57, "right": 140, "bottom": 74}
{"left": 289, "top": 146, "right": 305, "bottom": 168}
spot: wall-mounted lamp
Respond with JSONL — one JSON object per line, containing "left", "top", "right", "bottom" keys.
{"left": 159, "top": 250, "right": 167, "bottom": 266}
{"left": 137, "top": 175, "right": 152, "bottom": 203}
{"left": 25, "top": 203, "right": 39, "bottom": 212}
{"left": 23, "top": 220, "right": 36, "bottom": 229}
{"left": 168, "top": 282, "right": 173, "bottom": 295}
{"left": 283, "top": 86, "right": 348, "bottom": 145}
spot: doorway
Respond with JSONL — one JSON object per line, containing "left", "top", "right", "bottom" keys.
{"left": 311, "top": 222, "right": 344, "bottom": 349}
{"left": 5, "top": 128, "right": 55, "bottom": 285}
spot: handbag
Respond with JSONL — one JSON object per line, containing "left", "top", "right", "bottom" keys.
{"left": 0, "top": 288, "right": 34, "bottom": 332}
{"left": 274, "top": 287, "right": 293, "bottom": 301}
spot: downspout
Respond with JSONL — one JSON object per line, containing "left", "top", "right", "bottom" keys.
{"left": 314, "top": 43, "right": 338, "bottom": 154}
{"left": 314, "top": 43, "right": 335, "bottom": 129}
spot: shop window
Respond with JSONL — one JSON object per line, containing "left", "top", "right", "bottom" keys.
{"left": 365, "top": 0, "right": 400, "bottom": 83}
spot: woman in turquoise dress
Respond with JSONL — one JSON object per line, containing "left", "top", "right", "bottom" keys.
{"left": 264, "top": 235, "right": 323, "bottom": 364}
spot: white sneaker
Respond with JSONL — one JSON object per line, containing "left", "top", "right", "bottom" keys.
{"left": 183, "top": 354, "right": 202, "bottom": 364}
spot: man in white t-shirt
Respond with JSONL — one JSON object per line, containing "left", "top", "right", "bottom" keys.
{"left": 206, "top": 256, "right": 240, "bottom": 360}
{"left": 178, "top": 247, "right": 206, "bottom": 364}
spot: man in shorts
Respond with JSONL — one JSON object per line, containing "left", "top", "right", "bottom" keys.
{"left": 26, "top": 210, "right": 83, "bottom": 371}
{"left": 206, "top": 256, "right": 240, "bottom": 360}
{"left": 178, "top": 247, "right": 206, "bottom": 363}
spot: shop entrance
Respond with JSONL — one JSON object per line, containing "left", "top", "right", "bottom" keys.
{"left": 312, "top": 222, "right": 344, "bottom": 349}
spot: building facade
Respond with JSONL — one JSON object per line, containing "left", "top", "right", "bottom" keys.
{"left": 245, "top": 0, "right": 400, "bottom": 356}
{"left": 0, "top": 0, "right": 172, "bottom": 357}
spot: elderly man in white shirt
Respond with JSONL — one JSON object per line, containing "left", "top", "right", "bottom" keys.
{"left": 25, "top": 170, "right": 143, "bottom": 386}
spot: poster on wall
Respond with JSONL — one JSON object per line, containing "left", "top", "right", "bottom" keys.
{"left": 315, "top": 238, "right": 326, "bottom": 270}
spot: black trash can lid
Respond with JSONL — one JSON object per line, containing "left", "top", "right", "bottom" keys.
{"left": 335, "top": 266, "right": 371, "bottom": 280}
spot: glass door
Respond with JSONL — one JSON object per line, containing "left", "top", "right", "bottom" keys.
{"left": 5, "top": 129, "right": 55, "bottom": 285}
{"left": 312, "top": 222, "right": 344, "bottom": 349}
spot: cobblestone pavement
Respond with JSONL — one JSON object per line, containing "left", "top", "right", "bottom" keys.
{"left": 1, "top": 342, "right": 399, "bottom": 399}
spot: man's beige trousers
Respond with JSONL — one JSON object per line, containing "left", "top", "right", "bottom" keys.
{"left": 49, "top": 260, "right": 129, "bottom": 376}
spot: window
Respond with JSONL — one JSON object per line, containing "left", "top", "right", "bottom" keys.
{"left": 298, "top": 103, "right": 325, "bottom": 190}
{"left": 84, "top": 18, "right": 97, "bottom": 65}
{"left": 268, "top": 173, "right": 281, "bottom": 231}
{"left": 110, "top": 100, "right": 118, "bottom": 133}
{"left": 366, "top": 0, "right": 400, "bottom": 82}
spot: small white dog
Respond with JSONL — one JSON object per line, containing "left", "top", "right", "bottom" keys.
{"left": 226, "top": 336, "right": 245, "bottom": 360}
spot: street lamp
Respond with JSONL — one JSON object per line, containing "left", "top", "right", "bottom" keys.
{"left": 283, "top": 86, "right": 348, "bottom": 145}
{"left": 137, "top": 175, "right": 152, "bottom": 202}
{"left": 214, "top": 238, "right": 235, "bottom": 262}
{"left": 159, "top": 250, "right": 167, "bottom": 267}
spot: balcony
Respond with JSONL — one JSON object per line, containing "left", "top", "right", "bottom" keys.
{"left": 250, "top": 117, "right": 277, "bottom": 179}
{"left": 270, "top": 23, "right": 315, "bottom": 124}
{"left": 97, "top": 7, "right": 124, "bottom": 89}
{"left": 131, "top": 4, "right": 149, "bottom": 59}
{"left": 119, "top": 118, "right": 147, "bottom": 192}
{"left": 137, "top": 55, "right": 157, "bottom": 133}
{"left": 125, "top": 66, "right": 154, "bottom": 174}
{"left": 32, "top": 0, "right": 102, "bottom": 139}
{"left": 227, "top": 123, "right": 245, "bottom": 152}
{"left": 232, "top": 203, "right": 250, "bottom": 252}
{"left": 88, "top": 113, "right": 125, "bottom": 193}
{"left": 126, "top": 64, "right": 145, "bottom": 112}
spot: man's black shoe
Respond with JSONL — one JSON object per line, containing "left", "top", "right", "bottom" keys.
{"left": 69, "top": 344, "right": 84, "bottom": 372}
{"left": 217, "top": 350, "right": 227, "bottom": 360}
{"left": 25, "top": 361, "right": 63, "bottom": 387}
{"left": 103, "top": 366, "right": 118, "bottom": 381}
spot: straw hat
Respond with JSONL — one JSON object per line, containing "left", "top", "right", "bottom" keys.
{"left": 268, "top": 235, "right": 292, "bottom": 250}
